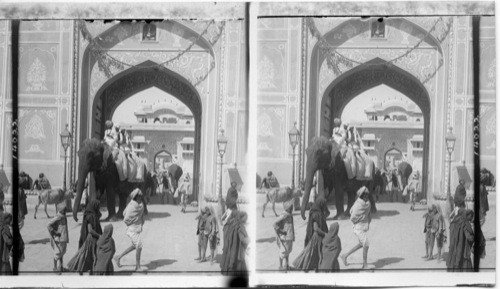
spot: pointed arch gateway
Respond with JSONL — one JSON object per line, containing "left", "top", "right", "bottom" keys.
{"left": 74, "top": 21, "right": 210, "bottom": 201}
{"left": 306, "top": 18, "right": 441, "bottom": 199}
{"left": 317, "top": 58, "right": 431, "bottom": 198}
{"left": 87, "top": 61, "right": 202, "bottom": 201}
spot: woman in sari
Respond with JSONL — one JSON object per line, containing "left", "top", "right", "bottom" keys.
{"left": 446, "top": 208, "right": 474, "bottom": 272}
{"left": 220, "top": 211, "right": 249, "bottom": 276}
{"left": 292, "top": 198, "right": 329, "bottom": 271}
{"left": 319, "top": 222, "right": 342, "bottom": 272}
{"left": 67, "top": 199, "right": 102, "bottom": 274}
{"left": 94, "top": 224, "right": 115, "bottom": 275}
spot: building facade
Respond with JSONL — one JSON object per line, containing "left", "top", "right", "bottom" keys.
{"left": 354, "top": 99, "right": 424, "bottom": 174}
{"left": 0, "top": 19, "right": 249, "bottom": 206}
{"left": 257, "top": 16, "right": 496, "bottom": 202}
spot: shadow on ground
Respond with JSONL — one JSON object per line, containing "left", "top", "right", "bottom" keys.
{"left": 28, "top": 238, "right": 50, "bottom": 245}
{"left": 144, "top": 259, "right": 178, "bottom": 270}
{"left": 113, "top": 270, "right": 139, "bottom": 275}
{"left": 371, "top": 210, "right": 400, "bottom": 219}
{"left": 256, "top": 237, "right": 276, "bottom": 243}
{"left": 372, "top": 257, "right": 404, "bottom": 269}
{"left": 145, "top": 211, "right": 171, "bottom": 219}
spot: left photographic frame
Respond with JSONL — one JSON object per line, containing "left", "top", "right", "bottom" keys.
{"left": 0, "top": 2, "right": 250, "bottom": 282}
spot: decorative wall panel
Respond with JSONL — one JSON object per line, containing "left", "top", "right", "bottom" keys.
{"left": 19, "top": 108, "right": 57, "bottom": 160}
{"left": 257, "top": 105, "right": 286, "bottom": 158}
{"left": 258, "top": 42, "right": 287, "bottom": 93}
{"left": 19, "top": 44, "right": 58, "bottom": 95}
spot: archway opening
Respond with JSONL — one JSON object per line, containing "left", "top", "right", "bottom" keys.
{"left": 341, "top": 84, "right": 425, "bottom": 178}
{"left": 111, "top": 86, "right": 195, "bottom": 182}
{"left": 384, "top": 148, "right": 404, "bottom": 171}
{"left": 87, "top": 63, "right": 202, "bottom": 202}
{"left": 154, "top": 150, "right": 174, "bottom": 173}
{"left": 319, "top": 58, "right": 430, "bottom": 198}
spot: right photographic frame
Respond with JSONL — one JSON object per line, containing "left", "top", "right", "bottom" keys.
{"left": 255, "top": 7, "right": 496, "bottom": 283}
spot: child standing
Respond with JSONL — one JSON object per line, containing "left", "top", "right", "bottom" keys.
{"left": 423, "top": 204, "right": 444, "bottom": 261}
{"left": 205, "top": 206, "right": 219, "bottom": 264}
{"left": 195, "top": 207, "right": 209, "bottom": 262}
{"left": 47, "top": 204, "right": 69, "bottom": 273}
{"left": 273, "top": 200, "right": 295, "bottom": 271}
{"left": 434, "top": 205, "right": 446, "bottom": 262}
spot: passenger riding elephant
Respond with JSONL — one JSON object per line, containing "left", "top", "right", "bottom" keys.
{"left": 301, "top": 136, "right": 377, "bottom": 221}
{"left": 73, "top": 138, "right": 148, "bottom": 222}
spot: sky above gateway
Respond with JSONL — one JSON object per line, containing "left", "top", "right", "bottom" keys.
{"left": 341, "top": 84, "right": 422, "bottom": 123}
{"left": 112, "top": 87, "right": 191, "bottom": 125}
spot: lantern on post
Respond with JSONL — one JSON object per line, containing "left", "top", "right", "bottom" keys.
{"left": 60, "top": 124, "right": 73, "bottom": 192}
{"left": 288, "top": 122, "right": 300, "bottom": 190}
{"left": 445, "top": 127, "right": 456, "bottom": 210}
{"left": 217, "top": 129, "right": 228, "bottom": 212}
{"left": 288, "top": 122, "right": 301, "bottom": 211}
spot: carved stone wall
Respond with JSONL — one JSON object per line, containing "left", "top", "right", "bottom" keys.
{"left": 76, "top": 20, "right": 248, "bottom": 204}
{"left": 308, "top": 17, "right": 451, "bottom": 198}
{"left": 257, "top": 18, "right": 302, "bottom": 186}
{"left": 10, "top": 21, "right": 74, "bottom": 188}
{"left": 256, "top": 16, "right": 494, "bottom": 199}
{"left": 0, "top": 21, "right": 10, "bottom": 173}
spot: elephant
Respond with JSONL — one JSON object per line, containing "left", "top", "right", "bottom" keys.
{"left": 73, "top": 138, "right": 149, "bottom": 222}
{"left": 301, "top": 136, "right": 377, "bottom": 221}
{"left": 397, "top": 161, "right": 413, "bottom": 190}
{"left": 165, "top": 164, "right": 184, "bottom": 194}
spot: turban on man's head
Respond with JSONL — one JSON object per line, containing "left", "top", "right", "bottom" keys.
{"left": 356, "top": 186, "right": 368, "bottom": 198}
{"left": 130, "top": 188, "right": 143, "bottom": 200}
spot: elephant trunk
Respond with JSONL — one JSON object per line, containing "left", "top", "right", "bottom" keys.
{"left": 73, "top": 160, "right": 89, "bottom": 222}
{"left": 301, "top": 159, "right": 317, "bottom": 220}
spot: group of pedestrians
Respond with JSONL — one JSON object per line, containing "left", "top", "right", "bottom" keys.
{"left": 45, "top": 188, "right": 146, "bottom": 275}
{"left": 273, "top": 186, "right": 372, "bottom": 272}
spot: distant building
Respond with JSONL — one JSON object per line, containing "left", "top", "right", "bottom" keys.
{"left": 118, "top": 101, "right": 195, "bottom": 176}
{"left": 351, "top": 97, "right": 424, "bottom": 173}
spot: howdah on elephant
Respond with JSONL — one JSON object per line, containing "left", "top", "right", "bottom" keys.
{"left": 301, "top": 136, "right": 377, "bottom": 221}
{"left": 73, "top": 138, "right": 150, "bottom": 222}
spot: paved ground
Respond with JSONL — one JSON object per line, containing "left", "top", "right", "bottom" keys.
{"left": 256, "top": 191, "right": 496, "bottom": 272}
{"left": 17, "top": 196, "right": 238, "bottom": 275}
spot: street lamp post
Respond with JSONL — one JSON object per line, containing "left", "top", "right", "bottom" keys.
{"left": 289, "top": 122, "right": 301, "bottom": 211}
{"left": 288, "top": 122, "right": 301, "bottom": 190}
{"left": 60, "top": 124, "right": 73, "bottom": 192}
{"left": 217, "top": 129, "right": 228, "bottom": 213}
{"left": 445, "top": 127, "right": 456, "bottom": 209}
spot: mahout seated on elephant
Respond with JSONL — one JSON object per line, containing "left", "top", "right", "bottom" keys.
{"left": 73, "top": 139, "right": 148, "bottom": 222}
{"left": 301, "top": 136, "right": 377, "bottom": 221}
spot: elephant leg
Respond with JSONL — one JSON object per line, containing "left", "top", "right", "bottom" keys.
{"left": 333, "top": 182, "right": 345, "bottom": 219}
{"left": 116, "top": 183, "right": 128, "bottom": 219}
{"left": 344, "top": 181, "right": 357, "bottom": 217}
{"left": 105, "top": 182, "right": 117, "bottom": 221}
